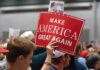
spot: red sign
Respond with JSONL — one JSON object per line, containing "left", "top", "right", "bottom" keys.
{"left": 35, "top": 12, "right": 85, "bottom": 55}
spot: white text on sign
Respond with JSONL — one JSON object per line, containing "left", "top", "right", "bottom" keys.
{"left": 49, "top": 18, "right": 65, "bottom": 25}
{"left": 37, "top": 24, "right": 77, "bottom": 40}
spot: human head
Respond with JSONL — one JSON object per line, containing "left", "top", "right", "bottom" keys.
{"left": 52, "top": 50, "right": 70, "bottom": 67}
{"left": 20, "top": 31, "right": 34, "bottom": 42}
{"left": 6, "top": 37, "right": 35, "bottom": 70}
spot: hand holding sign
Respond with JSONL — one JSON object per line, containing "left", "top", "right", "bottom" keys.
{"left": 46, "top": 41, "right": 58, "bottom": 55}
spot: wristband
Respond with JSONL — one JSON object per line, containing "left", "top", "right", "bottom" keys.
{"left": 44, "top": 62, "right": 51, "bottom": 66}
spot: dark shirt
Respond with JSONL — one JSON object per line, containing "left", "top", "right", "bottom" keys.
{"left": 31, "top": 52, "right": 46, "bottom": 70}
{"left": 75, "top": 59, "right": 88, "bottom": 70}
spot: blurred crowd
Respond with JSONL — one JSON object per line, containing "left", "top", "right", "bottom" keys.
{"left": 0, "top": 31, "right": 100, "bottom": 70}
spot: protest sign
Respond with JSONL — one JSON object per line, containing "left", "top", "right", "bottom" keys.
{"left": 48, "top": 1, "right": 64, "bottom": 13}
{"left": 35, "top": 12, "right": 85, "bottom": 55}
{"left": 9, "top": 28, "right": 20, "bottom": 38}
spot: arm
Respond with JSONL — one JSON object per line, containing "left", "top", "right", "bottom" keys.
{"left": 41, "top": 41, "right": 57, "bottom": 70}
{"left": 41, "top": 54, "right": 52, "bottom": 70}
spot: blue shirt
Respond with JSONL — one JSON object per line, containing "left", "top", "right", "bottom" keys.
{"left": 31, "top": 52, "right": 47, "bottom": 70}
{"left": 75, "top": 58, "right": 88, "bottom": 70}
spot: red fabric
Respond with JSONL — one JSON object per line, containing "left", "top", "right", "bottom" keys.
{"left": 81, "top": 50, "right": 89, "bottom": 58}
{"left": 0, "top": 49, "right": 9, "bottom": 53}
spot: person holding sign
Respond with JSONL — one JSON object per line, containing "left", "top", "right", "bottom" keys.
{"left": 50, "top": 50, "right": 70, "bottom": 70}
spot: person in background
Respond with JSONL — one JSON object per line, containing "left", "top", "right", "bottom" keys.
{"left": 65, "top": 42, "right": 88, "bottom": 70}
{"left": 86, "top": 53, "right": 100, "bottom": 70}
{"left": 86, "top": 41, "right": 97, "bottom": 53}
{"left": 20, "top": 31, "right": 47, "bottom": 70}
{"left": 6, "top": 37, "right": 56, "bottom": 70}
{"left": 20, "top": 31, "right": 35, "bottom": 42}
{"left": 0, "top": 44, "right": 9, "bottom": 70}
{"left": 74, "top": 42, "right": 88, "bottom": 70}
{"left": 20, "top": 31, "right": 46, "bottom": 55}
{"left": 95, "top": 57, "right": 100, "bottom": 70}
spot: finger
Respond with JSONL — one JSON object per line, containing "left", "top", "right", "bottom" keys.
{"left": 49, "top": 41, "right": 57, "bottom": 46}
{"left": 50, "top": 46, "right": 58, "bottom": 51}
{"left": 48, "top": 40, "right": 56, "bottom": 44}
